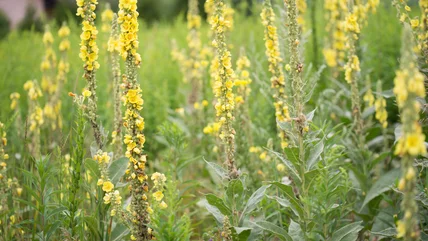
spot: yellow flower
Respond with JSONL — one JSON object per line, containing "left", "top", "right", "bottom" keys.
{"left": 102, "top": 181, "right": 114, "bottom": 192}
{"left": 83, "top": 89, "right": 92, "bottom": 97}
{"left": 396, "top": 220, "right": 405, "bottom": 238}
{"left": 159, "top": 201, "right": 168, "bottom": 209}
{"left": 404, "top": 132, "right": 426, "bottom": 156}
{"left": 153, "top": 191, "right": 164, "bottom": 201}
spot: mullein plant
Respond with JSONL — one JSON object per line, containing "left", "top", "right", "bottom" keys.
{"left": 374, "top": 80, "right": 388, "bottom": 150}
{"left": 10, "top": 92, "right": 23, "bottom": 138}
{"left": 261, "top": 0, "right": 291, "bottom": 149}
{"left": 116, "top": 0, "right": 151, "bottom": 239}
{"left": 209, "top": 0, "right": 239, "bottom": 179}
{"left": 393, "top": 0, "right": 428, "bottom": 64}
{"left": 394, "top": 25, "right": 426, "bottom": 241}
{"left": 44, "top": 23, "right": 70, "bottom": 132}
{"left": 40, "top": 25, "right": 57, "bottom": 96}
{"left": 76, "top": 0, "right": 104, "bottom": 149}
{"left": 108, "top": 14, "right": 123, "bottom": 158}
{"left": 24, "top": 80, "right": 44, "bottom": 157}
{"left": 323, "top": 0, "right": 347, "bottom": 73}
{"left": 0, "top": 122, "right": 23, "bottom": 239}
{"left": 343, "top": 0, "right": 378, "bottom": 146}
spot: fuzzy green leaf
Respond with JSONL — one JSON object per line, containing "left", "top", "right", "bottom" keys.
{"left": 226, "top": 178, "right": 244, "bottom": 208}
{"left": 361, "top": 169, "right": 400, "bottom": 210}
{"left": 289, "top": 220, "right": 304, "bottom": 241}
{"left": 234, "top": 227, "right": 252, "bottom": 241}
{"left": 204, "top": 159, "right": 228, "bottom": 179}
{"left": 306, "top": 140, "right": 324, "bottom": 170}
{"left": 108, "top": 157, "right": 129, "bottom": 185}
{"left": 202, "top": 199, "right": 224, "bottom": 223}
{"left": 241, "top": 185, "right": 269, "bottom": 217}
{"left": 252, "top": 221, "right": 292, "bottom": 241}
{"left": 331, "top": 221, "right": 363, "bottom": 241}
{"left": 206, "top": 194, "right": 231, "bottom": 216}
{"left": 270, "top": 182, "right": 303, "bottom": 218}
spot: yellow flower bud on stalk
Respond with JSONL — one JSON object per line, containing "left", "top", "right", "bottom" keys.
{"left": 208, "top": 0, "right": 239, "bottom": 179}
{"left": 261, "top": 0, "right": 290, "bottom": 149}
{"left": 76, "top": 0, "right": 103, "bottom": 149}
{"left": 118, "top": 0, "right": 151, "bottom": 239}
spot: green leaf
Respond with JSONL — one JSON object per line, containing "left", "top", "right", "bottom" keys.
{"left": 267, "top": 195, "right": 298, "bottom": 217}
{"left": 361, "top": 169, "right": 400, "bottom": 210}
{"left": 202, "top": 199, "right": 224, "bottom": 223}
{"left": 371, "top": 228, "right": 397, "bottom": 238}
{"left": 306, "top": 140, "right": 324, "bottom": 170}
{"left": 111, "top": 223, "right": 130, "bottom": 241}
{"left": 234, "top": 227, "right": 252, "bottom": 241}
{"left": 84, "top": 216, "right": 102, "bottom": 240}
{"left": 204, "top": 159, "right": 228, "bottom": 179}
{"left": 206, "top": 194, "right": 231, "bottom": 216}
{"left": 288, "top": 220, "right": 304, "bottom": 241}
{"left": 331, "top": 221, "right": 363, "bottom": 241}
{"left": 84, "top": 158, "right": 100, "bottom": 180}
{"left": 270, "top": 182, "right": 304, "bottom": 218}
{"left": 108, "top": 157, "right": 129, "bottom": 185}
{"left": 241, "top": 185, "right": 269, "bottom": 217}
{"left": 252, "top": 221, "right": 292, "bottom": 241}
{"left": 283, "top": 147, "right": 300, "bottom": 168}
{"left": 226, "top": 179, "right": 244, "bottom": 208}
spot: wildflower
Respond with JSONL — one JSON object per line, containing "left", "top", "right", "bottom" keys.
{"left": 102, "top": 181, "right": 114, "bottom": 193}
{"left": 76, "top": 0, "right": 103, "bottom": 149}
{"left": 393, "top": 25, "right": 425, "bottom": 241}
{"left": 40, "top": 25, "right": 57, "bottom": 95}
{"left": 101, "top": 3, "right": 114, "bottom": 33}
{"left": 10, "top": 93, "right": 20, "bottom": 110}
{"left": 208, "top": 0, "right": 238, "bottom": 179}
{"left": 261, "top": 0, "right": 290, "bottom": 147}
{"left": 153, "top": 191, "right": 164, "bottom": 201}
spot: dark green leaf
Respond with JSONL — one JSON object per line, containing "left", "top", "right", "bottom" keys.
{"left": 206, "top": 194, "right": 231, "bottom": 216}
{"left": 306, "top": 140, "right": 324, "bottom": 170}
{"left": 361, "top": 169, "right": 400, "bottom": 210}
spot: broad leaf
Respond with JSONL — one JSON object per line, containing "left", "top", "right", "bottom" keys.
{"left": 206, "top": 194, "right": 231, "bottom": 216}
{"left": 289, "top": 220, "right": 304, "bottom": 241}
{"left": 306, "top": 140, "right": 324, "bottom": 170}
{"left": 331, "top": 221, "right": 363, "bottom": 241}
{"left": 269, "top": 149, "right": 301, "bottom": 183}
{"left": 252, "top": 221, "right": 292, "bottom": 241}
{"left": 201, "top": 199, "right": 224, "bottom": 223}
{"left": 270, "top": 182, "right": 304, "bottom": 218}
{"left": 204, "top": 159, "right": 228, "bottom": 179}
{"left": 234, "top": 227, "right": 252, "bottom": 241}
{"left": 108, "top": 157, "right": 129, "bottom": 185}
{"left": 361, "top": 169, "right": 400, "bottom": 210}
{"left": 226, "top": 179, "right": 244, "bottom": 208}
{"left": 241, "top": 185, "right": 269, "bottom": 217}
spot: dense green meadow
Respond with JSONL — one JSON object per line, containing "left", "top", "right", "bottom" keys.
{"left": 0, "top": 0, "right": 427, "bottom": 240}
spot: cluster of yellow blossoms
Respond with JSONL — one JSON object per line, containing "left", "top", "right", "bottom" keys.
{"left": 394, "top": 26, "right": 426, "bottom": 241}
{"left": 261, "top": 0, "right": 290, "bottom": 149}
{"left": 10, "top": 93, "right": 20, "bottom": 111}
{"left": 150, "top": 172, "right": 167, "bottom": 211}
{"left": 209, "top": 0, "right": 238, "bottom": 178}
{"left": 118, "top": 0, "right": 152, "bottom": 239}
{"left": 101, "top": 4, "right": 114, "bottom": 33}
{"left": 40, "top": 26, "right": 57, "bottom": 95}
{"left": 93, "top": 151, "right": 128, "bottom": 220}
{"left": 44, "top": 23, "right": 70, "bottom": 131}
{"left": 118, "top": 0, "right": 141, "bottom": 64}
{"left": 394, "top": 0, "right": 428, "bottom": 63}
{"left": 323, "top": 0, "right": 347, "bottom": 68}
{"left": 234, "top": 52, "right": 252, "bottom": 106}
{"left": 374, "top": 80, "right": 388, "bottom": 129}
{"left": 24, "top": 81, "right": 44, "bottom": 133}
{"left": 77, "top": 0, "right": 100, "bottom": 71}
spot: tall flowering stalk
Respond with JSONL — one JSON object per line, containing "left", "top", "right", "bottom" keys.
{"left": 374, "top": 80, "right": 388, "bottom": 150}
{"left": 393, "top": 0, "right": 428, "bottom": 64}
{"left": 186, "top": 0, "right": 203, "bottom": 106}
{"left": 209, "top": 0, "right": 238, "bottom": 179}
{"left": 108, "top": 15, "right": 123, "bottom": 158}
{"left": 10, "top": 93, "right": 23, "bottom": 138}
{"left": 117, "top": 0, "right": 149, "bottom": 240}
{"left": 261, "top": 0, "right": 290, "bottom": 149}
{"left": 101, "top": 3, "right": 114, "bottom": 33}
{"left": 343, "top": 0, "right": 378, "bottom": 144}
{"left": 394, "top": 25, "right": 426, "bottom": 241}
{"left": 76, "top": 0, "right": 103, "bottom": 149}
{"left": 44, "top": 23, "right": 70, "bottom": 131}
{"left": 323, "top": 0, "right": 347, "bottom": 72}
{"left": 24, "top": 80, "right": 43, "bottom": 157}
{"left": 40, "top": 26, "right": 57, "bottom": 95}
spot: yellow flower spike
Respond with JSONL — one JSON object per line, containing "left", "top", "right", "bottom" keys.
{"left": 393, "top": 25, "right": 426, "bottom": 241}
